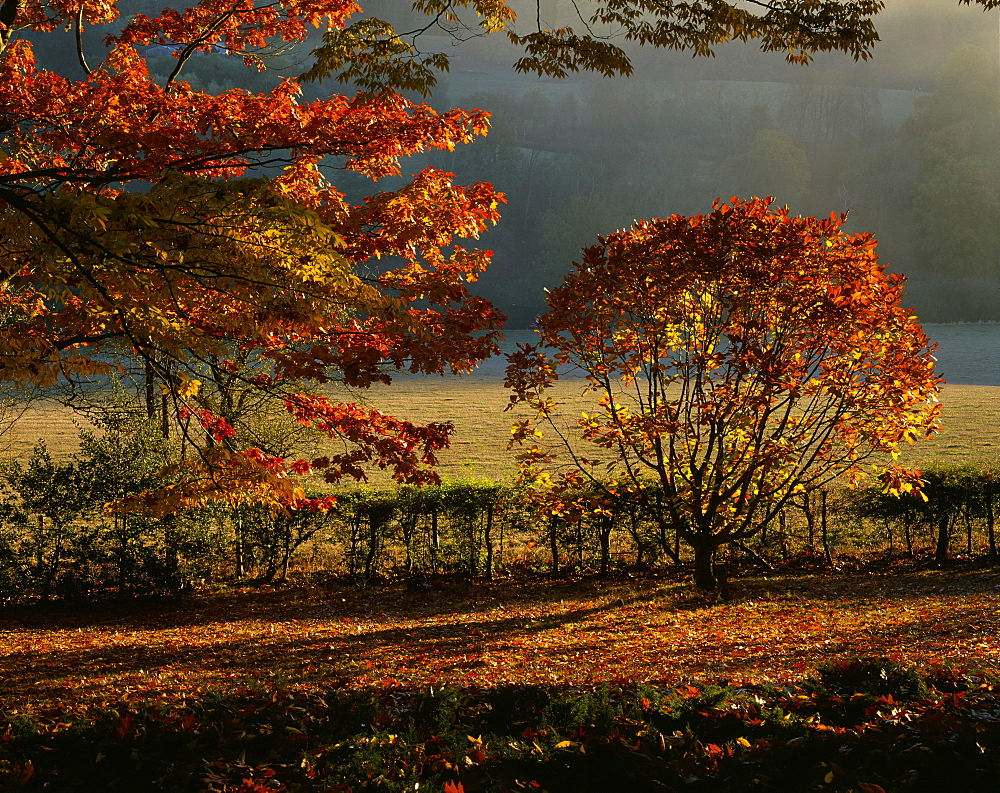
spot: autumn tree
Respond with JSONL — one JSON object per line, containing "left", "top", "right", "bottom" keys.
{"left": 0, "top": 0, "right": 516, "bottom": 510}
{"left": 0, "top": 0, "right": 987, "bottom": 511}
{"left": 505, "top": 197, "right": 941, "bottom": 589}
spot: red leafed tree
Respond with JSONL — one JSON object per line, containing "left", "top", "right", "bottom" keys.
{"left": 505, "top": 197, "right": 942, "bottom": 589}
{"left": 0, "top": 0, "right": 506, "bottom": 508}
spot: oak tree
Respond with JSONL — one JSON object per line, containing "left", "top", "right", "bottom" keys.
{"left": 505, "top": 197, "right": 941, "bottom": 589}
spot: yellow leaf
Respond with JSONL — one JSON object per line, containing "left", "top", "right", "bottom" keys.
{"left": 177, "top": 378, "right": 202, "bottom": 398}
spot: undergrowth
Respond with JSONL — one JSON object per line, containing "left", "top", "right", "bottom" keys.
{"left": 2, "top": 660, "right": 999, "bottom": 792}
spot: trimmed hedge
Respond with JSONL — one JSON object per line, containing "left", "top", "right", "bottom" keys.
{"left": 3, "top": 452, "right": 1000, "bottom": 603}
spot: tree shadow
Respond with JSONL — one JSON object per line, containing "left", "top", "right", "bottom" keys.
{"left": 0, "top": 597, "right": 644, "bottom": 703}
{"left": 0, "top": 574, "right": 673, "bottom": 631}
{"left": 4, "top": 569, "right": 999, "bottom": 712}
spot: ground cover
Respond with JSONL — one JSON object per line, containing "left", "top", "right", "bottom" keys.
{"left": 3, "top": 566, "right": 1000, "bottom": 790}
{"left": 3, "top": 566, "right": 999, "bottom": 718}
{"left": 3, "top": 664, "right": 1000, "bottom": 792}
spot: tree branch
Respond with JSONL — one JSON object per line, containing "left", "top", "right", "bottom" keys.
{"left": 0, "top": 0, "right": 21, "bottom": 56}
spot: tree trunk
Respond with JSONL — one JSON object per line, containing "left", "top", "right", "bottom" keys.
{"left": 732, "top": 540, "right": 773, "bottom": 572}
{"left": 364, "top": 516, "right": 380, "bottom": 584}
{"left": 778, "top": 509, "right": 788, "bottom": 559}
{"left": 401, "top": 515, "right": 416, "bottom": 572}
{"left": 498, "top": 509, "right": 505, "bottom": 573}
{"left": 803, "top": 492, "right": 815, "bottom": 551}
{"left": 934, "top": 511, "right": 952, "bottom": 564}
{"left": 598, "top": 515, "right": 613, "bottom": 577}
{"left": 987, "top": 496, "right": 996, "bottom": 562}
{"left": 429, "top": 509, "right": 439, "bottom": 573}
{"left": 348, "top": 519, "right": 361, "bottom": 577}
{"left": 484, "top": 504, "right": 494, "bottom": 580}
{"left": 161, "top": 390, "right": 170, "bottom": 440}
{"left": 820, "top": 490, "right": 833, "bottom": 566}
{"left": 234, "top": 513, "right": 245, "bottom": 579}
{"left": 692, "top": 540, "right": 718, "bottom": 590}
{"left": 466, "top": 518, "right": 478, "bottom": 577}
{"left": 657, "top": 517, "right": 681, "bottom": 564}
{"left": 279, "top": 521, "right": 292, "bottom": 582}
{"left": 116, "top": 515, "right": 130, "bottom": 593}
{"left": 548, "top": 517, "right": 560, "bottom": 577}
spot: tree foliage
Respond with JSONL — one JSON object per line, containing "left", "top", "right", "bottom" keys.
{"left": 306, "top": 0, "right": 933, "bottom": 94}
{"left": 505, "top": 197, "right": 942, "bottom": 588}
{"left": 0, "top": 0, "right": 510, "bottom": 508}
{"left": 306, "top": 0, "right": 1000, "bottom": 97}
{"left": 1, "top": 0, "right": 988, "bottom": 511}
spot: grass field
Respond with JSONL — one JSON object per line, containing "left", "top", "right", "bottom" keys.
{"left": 7, "top": 380, "right": 999, "bottom": 483}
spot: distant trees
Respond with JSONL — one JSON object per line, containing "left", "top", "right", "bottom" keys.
{"left": 726, "top": 130, "right": 811, "bottom": 207}
{"left": 431, "top": 35, "right": 1000, "bottom": 322}
{"left": 506, "top": 198, "right": 942, "bottom": 589}
{"left": 905, "top": 45, "right": 1000, "bottom": 282}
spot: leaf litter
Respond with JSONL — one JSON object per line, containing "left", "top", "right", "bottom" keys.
{"left": 2, "top": 570, "right": 999, "bottom": 718}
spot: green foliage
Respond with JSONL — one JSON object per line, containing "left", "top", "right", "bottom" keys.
{"left": 304, "top": 18, "right": 452, "bottom": 96}
{"left": 3, "top": 666, "right": 1000, "bottom": 791}
{"left": 0, "top": 413, "right": 222, "bottom": 600}
{"left": 843, "top": 462, "right": 1000, "bottom": 560}
{"left": 726, "top": 129, "right": 812, "bottom": 205}
{"left": 813, "top": 657, "right": 930, "bottom": 702}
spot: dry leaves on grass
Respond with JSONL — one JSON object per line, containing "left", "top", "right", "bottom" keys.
{"left": 2, "top": 570, "right": 1000, "bottom": 716}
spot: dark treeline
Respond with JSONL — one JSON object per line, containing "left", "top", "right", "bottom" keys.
{"left": 427, "top": 35, "right": 1000, "bottom": 323}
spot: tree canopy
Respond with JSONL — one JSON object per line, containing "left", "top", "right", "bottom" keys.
{"left": 0, "top": 0, "right": 511, "bottom": 509}
{"left": 505, "top": 197, "right": 942, "bottom": 588}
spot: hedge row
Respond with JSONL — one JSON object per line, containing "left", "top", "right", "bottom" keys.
{"left": 2, "top": 429, "right": 999, "bottom": 603}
